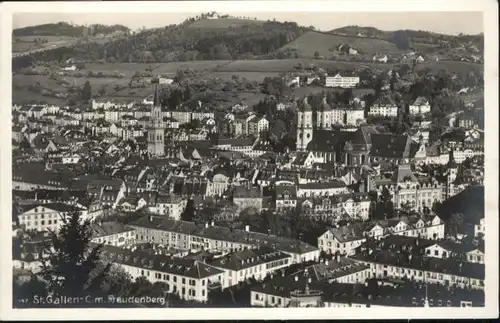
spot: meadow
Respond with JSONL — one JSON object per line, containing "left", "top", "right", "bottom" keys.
{"left": 13, "top": 58, "right": 482, "bottom": 105}
{"left": 12, "top": 36, "right": 79, "bottom": 53}
{"left": 279, "top": 31, "right": 406, "bottom": 58}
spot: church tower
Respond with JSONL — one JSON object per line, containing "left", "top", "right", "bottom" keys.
{"left": 446, "top": 148, "right": 458, "bottom": 198}
{"left": 296, "top": 97, "right": 313, "bottom": 151}
{"left": 147, "top": 81, "right": 165, "bottom": 157}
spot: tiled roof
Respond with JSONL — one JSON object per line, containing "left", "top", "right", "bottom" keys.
{"left": 298, "top": 180, "right": 346, "bottom": 190}
{"left": 351, "top": 250, "right": 484, "bottom": 280}
{"left": 129, "top": 216, "right": 318, "bottom": 255}
{"left": 91, "top": 221, "right": 134, "bottom": 238}
{"left": 99, "top": 244, "right": 224, "bottom": 279}
{"left": 208, "top": 247, "right": 291, "bottom": 271}
{"left": 370, "top": 134, "right": 412, "bottom": 159}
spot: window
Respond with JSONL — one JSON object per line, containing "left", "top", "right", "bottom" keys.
{"left": 173, "top": 276, "right": 177, "bottom": 283}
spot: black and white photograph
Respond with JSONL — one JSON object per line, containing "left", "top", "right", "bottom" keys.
{"left": 0, "top": 0, "right": 498, "bottom": 320}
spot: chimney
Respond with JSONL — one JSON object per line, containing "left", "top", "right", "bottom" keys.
{"left": 245, "top": 225, "right": 250, "bottom": 232}
{"left": 295, "top": 276, "right": 298, "bottom": 282}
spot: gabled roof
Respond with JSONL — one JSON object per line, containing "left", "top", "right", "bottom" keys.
{"left": 208, "top": 247, "right": 291, "bottom": 271}
{"left": 412, "top": 96, "right": 429, "bottom": 106}
{"left": 391, "top": 164, "right": 418, "bottom": 183}
{"left": 370, "top": 133, "right": 412, "bottom": 159}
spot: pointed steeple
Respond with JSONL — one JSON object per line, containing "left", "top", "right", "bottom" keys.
{"left": 152, "top": 78, "right": 160, "bottom": 107}
{"left": 447, "top": 148, "right": 457, "bottom": 169}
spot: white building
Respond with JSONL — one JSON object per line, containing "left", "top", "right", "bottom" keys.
{"left": 350, "top": 249, "right": 484, "bottom": 290}
{"left": 206, "top": 247, "right": 293, "bottom": 288}
{"left": 317, "top": 214, "right": 445, "bottom": 256}
{"left": 368, "top": 101, "right": 398, "bottom": 118}
{"left": 325, "top": 73, "right": 360, "bottom": 88}
{"left": 147, "top": 195, "right": 187, "bottom": 220}
{"left": 409, "top": 97, "right": 431, "bottom": 116}
{"left": 474, "top": 218, "right": 485, "bottom": 238}
{"left": 297, "top": 180, "right": 348, "bottom": 198}
{"left": 16, "top": 203, "right": 84, "bottom": 233}
{"left": 129, "top": 216, "right": 320, "bottom": 264}
{"left": 90, "top": 221, "right": 137, "bottom": 247}
{"left": 100, "top": 245, "right": 226, "bottom": 303}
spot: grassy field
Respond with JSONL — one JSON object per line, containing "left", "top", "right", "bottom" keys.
{"left": 415, "top": 60, "right": 483, "bottom": 74}
{"left": 13, "top": 74, "right": 66, "bottom": 92}
{"left": 12, "top": 88, "right": 66, "bottom": 106}
{"left": 279, "top": 31, "right": 404, "bottom": 58}
{"left": 13, "top": 59, "right": 482, "bottom": 105}
{"left": 187, "top": 18, "right": 265, "bottom": 29}
{"left": 211, "top": 71, "right": 280, "bottom": 82}
{"left": 12, "top": 35, "right": 79, "bottom": 53}
{"left": 218, "top": 59, "right": 394, "bottom": 73}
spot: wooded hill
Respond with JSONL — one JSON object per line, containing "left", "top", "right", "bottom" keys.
{"left": 13, "top": 22, "right": 130, "bottom": 37}
{"left": 13, "top": 15, "right": 484, "bottom": 68}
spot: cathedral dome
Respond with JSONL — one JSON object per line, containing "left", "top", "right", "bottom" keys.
{"left": 300, "top": 97, "right": 313, "bottom": 112}
{"left": 319, "top": 97, "right": 333, "bottom": 111}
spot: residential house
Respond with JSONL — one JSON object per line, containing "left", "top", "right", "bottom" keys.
{"left": 90, "top": 221, "right": 136, "bottom": 247}
{"left": 368, "top": 97, "right": 398, "bottom": 118}
{"left": 409, "top": 97, "right": 431, "bottom": 116}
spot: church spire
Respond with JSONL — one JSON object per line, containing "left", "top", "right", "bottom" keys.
{"left": 152, "top": 78, "right": 160, "bottom": 107}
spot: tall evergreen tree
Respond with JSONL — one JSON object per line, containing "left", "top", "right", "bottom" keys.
{"left": 40, "top": 209, "right": 111, "bottom": 298}
{"left": 82, "top": 80, "right": 92, "bottom": 101}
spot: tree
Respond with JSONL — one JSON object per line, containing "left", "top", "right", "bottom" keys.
{"left": 446, "top": 213, "right": 464, "bottom": 237}
{"left": 379, "top": 187, "right": 394, "bottom": 219}
{"left": 13, "top": 274, "right": 48, "bottom": 308}
{"left": 390, "top": 70, "right": 397, "bottom": 91}
{"left": 82, "top": 80, "right": 92, "bottom": 101}
{"left": 40, "top": 209, "right": 111, "bottom": 299}
{"left": 181, "top": 199, "right": 196, "bottom": 222}
{"left": 392, "top": 31, "right": 410, "bottom": 50}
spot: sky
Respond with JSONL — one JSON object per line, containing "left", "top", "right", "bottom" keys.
{"left": 13, "top": 11, "right": 483, "bottom": 35}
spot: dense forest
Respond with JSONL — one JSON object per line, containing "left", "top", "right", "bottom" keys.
{"left": 13, "top": 22, "right": 130, "bottom": 37}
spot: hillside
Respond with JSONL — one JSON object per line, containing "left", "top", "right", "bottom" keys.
{"left": 15, "top": 19, "right": 310, "bottom": 67}
{"left": 330, "top": 25, "right": 389, "bottom": 38}
{"left": 13, "top": 22, "right": 130, "bottom": 37}
{"left": 278, "top": 30, "right": 403, "bottom": 58}
{"left": 187, "top": 18, "right": 265, "bottom": 29}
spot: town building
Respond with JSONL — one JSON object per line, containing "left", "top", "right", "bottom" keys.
{"left": 325, "top": 73, "right": 360, "bottom": 88}
{"left": 147, "top": 82, "right": 165, "bottom": 157}
{"left": 409, "top": 97, "right": 431, "bottom": 116}
{"left": 129, "top": 216, "right": 320, "bottom": 264}
{"left": 99, "top": 244, "right": 225, "bottom": 303}
{"left": 90, "top": 221, "right": 137, "bottom": 247}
